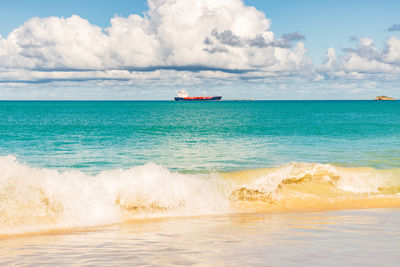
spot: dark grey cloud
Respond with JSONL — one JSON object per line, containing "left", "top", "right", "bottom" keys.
{"left": 247, "top": 34, "right": 268, "bottom": 48}
{"left": 122, "top": 65, "right": 252, "bottom": 74}
{"left": 269, "top": 39, "right": 291, "bottom": 48}
{"left": 249, "top": 32, "right": 305, "bottom": 49}
{"left": 203, "top": 46, "right": 228, "bottom": 54}
{"left": 388, "top": 24, "right": 400, "bottom": 31}
{"left": 211, "top": 29, "right": 244, "bottom": 47}
{"left": 205, "top": 29, "right": 306, "bottom": 51}
{"left": 349, "top": 36, "right": 358, "bottom": 42}
{"left": 268, "top": 32, "right": 305, "bottom": 49}
{"left": 281, "top": 32, "right": 305, "bottom": 42}
{"left": 204, "top": 37, "right": 213, "bottom": 45}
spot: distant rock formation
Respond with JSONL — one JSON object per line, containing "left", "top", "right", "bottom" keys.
{"left": 374, "top": 96, "right": 395, "bottom": 100}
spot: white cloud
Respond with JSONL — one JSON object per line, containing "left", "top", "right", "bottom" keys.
{"left": 0, "top": 0, "right": 312, "bottom": 84}
{"left": 319, "top": 36, "right": 400, "bottom": 79}
{"left": 382, "top": 36, "right": 400, "bottom": 64}
{"left": 0, "top": 15, "right": 109, "bottom": 70}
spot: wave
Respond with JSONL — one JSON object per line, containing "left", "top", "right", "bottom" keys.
{"left": 1, "top": 156, "right": 400, "bottom": 235}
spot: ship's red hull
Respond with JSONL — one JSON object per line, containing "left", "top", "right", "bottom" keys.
{"left": 175, "top": 96, "right": 222, "bottom": 101}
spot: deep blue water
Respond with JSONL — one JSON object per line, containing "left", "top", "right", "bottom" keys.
{"left": 1, "top": 100, "right": 399, "bottom": 172}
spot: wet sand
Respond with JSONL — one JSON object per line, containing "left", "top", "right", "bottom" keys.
{"left": 1, "top": 208, "right": 399, "bottom": 266}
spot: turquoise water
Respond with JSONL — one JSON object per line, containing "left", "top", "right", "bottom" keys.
{"left": 1, "top": 100, "right": 400, "bottom": 172}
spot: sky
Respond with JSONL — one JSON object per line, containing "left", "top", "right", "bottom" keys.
{"left": 0, "top": 0, "right": 400, "bottom": 99}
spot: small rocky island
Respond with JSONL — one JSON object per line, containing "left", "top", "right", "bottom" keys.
{"left": 374, "top": 96, "right": 395, "bottom": 100}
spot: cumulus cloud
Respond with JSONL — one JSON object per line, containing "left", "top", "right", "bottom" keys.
{"left": 0, "top": 0, "right": 312, "bottom": 84}
{"left": 319, "top": 36, "right": 400, "bottom": 79}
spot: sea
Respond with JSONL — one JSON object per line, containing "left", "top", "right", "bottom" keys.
{"left": 1, "top": 100, "right": 399, "bottom": 266}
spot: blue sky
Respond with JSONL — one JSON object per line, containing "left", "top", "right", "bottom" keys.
{"left": 0, "top": 0, "right": 400, "bottom": 99}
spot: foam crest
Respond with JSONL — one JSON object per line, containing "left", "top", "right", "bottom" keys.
{"left": 1, "top": 156, "right": 400, "bottom": 235}
{"left": 0, "top": 156, "right": 230, "bottom": 235}
{"left": 234, "top": 162, "right": 400, "bottom": 194}
{"left": 225, "top": 162, "right": 400, "bottom": 211}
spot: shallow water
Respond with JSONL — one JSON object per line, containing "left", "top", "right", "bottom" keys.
{"left": 1, "top": 209, "right": 399, "bottom": 266}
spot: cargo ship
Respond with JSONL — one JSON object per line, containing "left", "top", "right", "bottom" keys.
{"left": 174, "top": 90, "right": 222, "bottom": 101}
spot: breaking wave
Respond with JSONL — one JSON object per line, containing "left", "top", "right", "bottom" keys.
{"left": 1, "top": 155, "right": 400, "bottom": 235}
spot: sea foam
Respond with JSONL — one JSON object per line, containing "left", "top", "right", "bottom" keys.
{"left": 1, "top": 156, "right": 400, "bottom": 235}
{"left": 0, "top": 156, "right": 230, "bottom": 235}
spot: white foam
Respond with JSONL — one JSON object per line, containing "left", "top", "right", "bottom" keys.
{"left": 0, "top": 156, "right": 230, "bottom": 235}
{"left": 240, "top": 162, "right": 398, "bottom": 194}
{"left": 1, "top": 156, "right": 399, "bottom": 235}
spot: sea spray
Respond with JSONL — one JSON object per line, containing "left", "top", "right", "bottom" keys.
{"left": 1, "top": 156, "right": 400, "bottom": 235}
{"left": 0, "top": 156, "right": 231, "bottom": 235}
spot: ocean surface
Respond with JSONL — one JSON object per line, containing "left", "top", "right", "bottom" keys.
{"left": 1, "top": 100, "right": 400, "bottom": 266}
